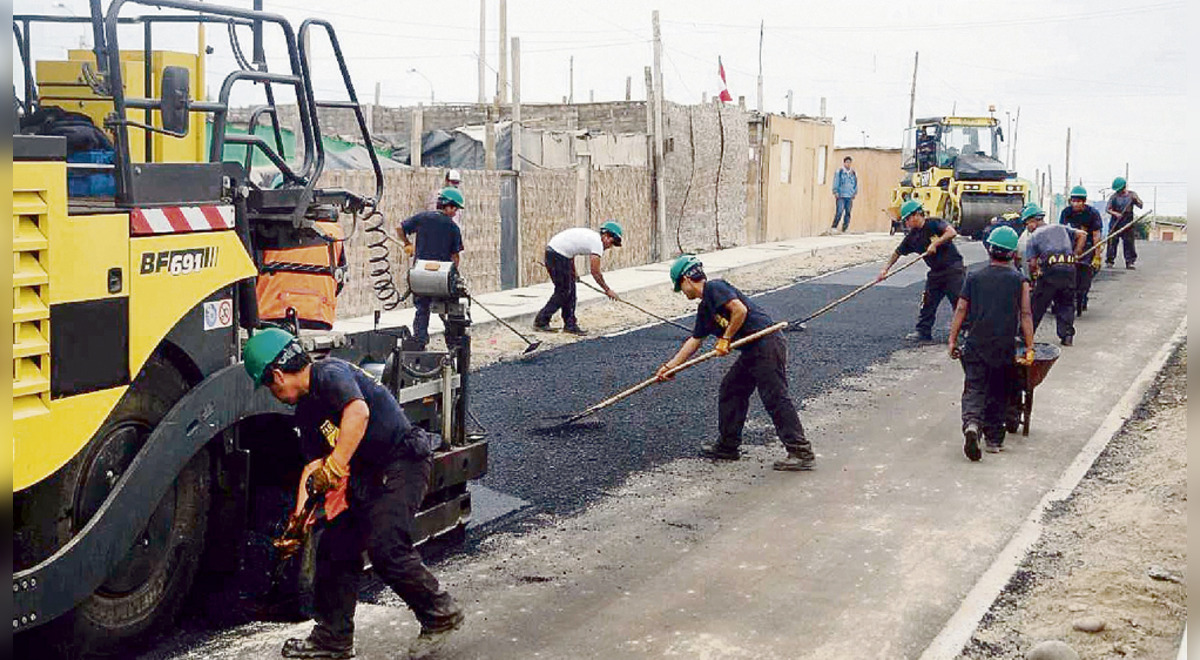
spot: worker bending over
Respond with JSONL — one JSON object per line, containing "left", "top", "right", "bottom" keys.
{"left": 533, "top": 221, "right": 623, "bottom": 335}
{"left": 878, "top": 199, "right": 965, "bottom": 341}
{"left": 948, "top": 227, "right": 1035, "bottom": 460}
{"left": 1022, "top": 204, "right": 1086, "bottom": 346}
{"left": 242, "top": 329, "right": 463, "bottom": 659}
{"left": 1059, "top": 186, "right": 1103, "bottom": 314}
{"left": 656, "top": 255, "right": 815, "bottom": 472}
{"left": 399, "top": 187, "right": 465, "bottom": 349}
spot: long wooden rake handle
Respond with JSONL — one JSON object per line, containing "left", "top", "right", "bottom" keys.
{"left": 1078, "top": 209, "right": 1153, "bottom": 262}
{"left": 788, "top": 254, "right": 926, "bottom": 327}
{"left": 557, "top": 321, "right": 788, "bottom": 426}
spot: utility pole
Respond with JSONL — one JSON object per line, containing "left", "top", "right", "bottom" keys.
{"left": 908, "top": 51, "right": 919, "bottom": 127}
{"left": 1063, "top": 127, "right": 1071, "bottom": 197}
{"left": 478, "top": 0, "right": 486, "bottom": 103}
{"left": 756, "top": 20, "right": 764, "bottom": 113}
{"left": 512, "top": 37, "right": 521, "bottom": 172}
{"left": 568, "top": 56, "right": 574, "bottom": 104}
{"left": 820, "top": 96, "right": 826, "bottom": 117}
{"left": 1047, "top": 164, "right": 1053, "bottom": 215}
{"left": 410, "top": 104, "right": 423, "bottom": 168}
{"left": 1011, "top": 106, "right": 1020, "bottom": 172}
{"left": 786, "top": 89, "right": 792, "bottom": 116}
{"left": 1125, "top": 161, "right": 1129, "bottom": 181}
{"left": 625, "top": 75, "right": 632, "bottom": 101}
{"left": 651, "top": 11, "right": 666, "bottom": 261}
{"left": 498, "top": 0, "right": 508, "bottom": 104}
{"left": 589, "top": 89, "right": 594, "bottom": 103}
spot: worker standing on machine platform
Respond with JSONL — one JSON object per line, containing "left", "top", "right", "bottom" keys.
{"left": 399, "top": 188, "right": 465, "bottom": 350}
{"left": 1058, "top": 186, "right": 1104, "bottom": 314}
{"left": 533, "top": 221, "right": 623, "bottom": 336}
{"left": 947, "top": 227, "right": 1035, "bottom": 460}
{"left": 242, "top": 329, "right": 464, "bottom": 660}
{"left": 1105, "top": 177, "right": 1143, "bottom": 269}
{"left": 656, "top": 255, "right": 816, "bottom": 472}
{"left": 877, "top": 199, "right": 965, "bottom": 342}
{"left": 1023, "top": 204, "right": 1086, "bottom": 346}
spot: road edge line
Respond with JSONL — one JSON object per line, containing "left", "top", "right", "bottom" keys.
{"left": 919, "top": 317, "right": 1188, "bottom": 660}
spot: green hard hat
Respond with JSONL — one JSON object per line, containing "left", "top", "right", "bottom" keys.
{"left": 1069, "top": 185, "right": 1088, "bottom": 200}
{"left": 243, "top": 327, "right": 298, "bottom": 386}
{"left": 599, "top": 220, "right": 624, "bottom": 246}
{"left": 987, "top": 225, "right": 1020, "bottom": 252}
{"left": 1020, "top": 203, "right": 1046, "bottom": 222}
{"left": 670, "top": 254, "right": 703, "bottom": 292}
{"left": 437, "top": 187, "right": 465, "bottom": 208}
{"left": 900, "top": 199, "right": 924, "bottom": 220}
{"left": 1111, "top": 176, "right": 1126, "bottom": 191}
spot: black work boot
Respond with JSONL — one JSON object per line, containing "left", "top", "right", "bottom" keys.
{"left": 699, "top": 443, "right": 740, "bottom": 461}
{"left": 282, "top": 637, "right": 355, "bottom": 659}
{"left": 773, "top": 449, "right": 815, "bottom": 472}
{"left": 563, "top": 325, "right": 588, "bottom": 336}
{"left": 963, "top": 422, "right": 982, "bottom": 462}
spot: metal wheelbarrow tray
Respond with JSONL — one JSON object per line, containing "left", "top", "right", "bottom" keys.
{"left": 1014, "top": 342, "right": 1062, "bottom": 436}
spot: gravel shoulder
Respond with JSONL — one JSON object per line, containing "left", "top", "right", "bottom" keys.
{"left": 961, "top": 346, "right": 1187, "bottom": 659}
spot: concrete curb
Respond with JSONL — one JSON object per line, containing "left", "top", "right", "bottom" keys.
{"left": 919, "top": 317, "right": 1188, "bottom": 660}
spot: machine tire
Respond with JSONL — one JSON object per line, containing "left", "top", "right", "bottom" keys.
{"left": 17, "top": 355, "right": 212, "bottom": 657}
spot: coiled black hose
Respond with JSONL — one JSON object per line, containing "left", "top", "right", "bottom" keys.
{"left": 361, "top": 205, "right": 401, "bottom": 310}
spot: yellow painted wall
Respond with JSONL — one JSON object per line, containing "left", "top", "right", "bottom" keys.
{"left": 761, "top": 116, "right": 836, "bottom": 240}
{"left": 831, "top": 148, "right": 905, "bottom": 233}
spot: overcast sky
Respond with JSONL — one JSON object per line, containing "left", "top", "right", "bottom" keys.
{"left": 17, "top": 0, "right": 1187, "bottom": 214}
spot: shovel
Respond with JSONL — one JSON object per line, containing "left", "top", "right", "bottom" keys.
{"left": 540, "top": 321, "right": 788, "bottom": 431}
{"left": 784, "top": 254, "right": 926, "bottom": 331}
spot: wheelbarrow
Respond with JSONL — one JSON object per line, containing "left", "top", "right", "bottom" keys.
{"left": 1012, "top": 342, "right": 1062, "bottom": 436}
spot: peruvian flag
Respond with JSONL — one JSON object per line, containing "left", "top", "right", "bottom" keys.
{"left": 717, "top": 57, "right": 733, "bottom": 103}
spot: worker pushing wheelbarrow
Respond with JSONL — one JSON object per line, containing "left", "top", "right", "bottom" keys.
{"left": 1011, "top": 342, "right": 1062, "bottom": 437}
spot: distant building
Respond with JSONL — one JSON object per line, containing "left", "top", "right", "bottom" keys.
{"left": 1147, "top": 218, "right": 1187, "bottom": 242}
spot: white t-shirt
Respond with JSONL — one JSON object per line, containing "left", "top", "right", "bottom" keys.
{"left": 548, "top": 227, "right": 604, "bottom": 258}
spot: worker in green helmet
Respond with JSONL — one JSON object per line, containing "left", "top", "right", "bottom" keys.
{"left": 1105, "top": 176, "right": 1143, "bottom": 269}
{"left": 948, "top": 226, "right": 1035, "bottom": 460}
{"left": 241, "top": 329, "right": 463, "bottom": 659}
{"left": 877, "top": 199, "right": 965, "bottom": 341}
{"left": 1058, "top": 186, "right": 1103, "bottom": 313}
{"left": 399, "top": 187, "right": 466, "bottom": 349}
{"left": 656, "top": 255, "right": 816, "bottom": 471}
{"left": 1023, "top": 204, "right": 1087, "bottom": 346}
{"left": 534, "top": 221, "right": 624, "bottom": 335}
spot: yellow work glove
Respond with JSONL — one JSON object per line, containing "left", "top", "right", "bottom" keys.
{"left": 1015, "top": 348, "right": 1035, "bottom": 366}
{"left": 715, "top": 337, "right": 732, "bottom": 356}
{"left": 306, "top": 456, "right": 349, "bottom": 497}
{"left": 1091, "top": 251, "right": 1102, "bottom": 270}
{"left": 403, "top": 243, "right": 415, "bottom": 258}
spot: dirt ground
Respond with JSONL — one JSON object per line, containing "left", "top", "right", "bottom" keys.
{"left": 961, "top": 347, "right": 1187, "bottom": 659}
{"left": 457, "top": 239, "right": 897, "bottom": 368}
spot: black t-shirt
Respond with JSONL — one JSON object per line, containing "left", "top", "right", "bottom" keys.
{"left": 1059, "top": 206, "right": 1103, "bottom": 250}
{"left": 294, "top": 358, "right": 421, "bottom": 473}
{"left": 896, "top": 218, "right": 963, "bottom": 271}
{"left": 960, "top": 264, "right": 1026, "bottom": 366}
{"left": 692, "top": 279, "right": 773, "bottom": 348}
{"left": 401, "top": 211, "right": 464, "bottom": 261}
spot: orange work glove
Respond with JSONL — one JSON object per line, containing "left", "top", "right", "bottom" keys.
{"left": 715, "top": 338, "right": 732, "bottom": 356}
{"left": 403, "top": 243, "right": 415, "bottom": 258}
{"left": 306, "top": 456, "right": 349, "bottom": 497}
{"left": 1015, "top": 348, "right": 1035, "bottom": 366}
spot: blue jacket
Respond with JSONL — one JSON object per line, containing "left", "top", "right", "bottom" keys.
{"left": 832, "top": 167, "right": 858, "bottom": 198}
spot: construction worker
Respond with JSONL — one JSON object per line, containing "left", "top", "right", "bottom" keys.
{"left": 1105, "top": 177, "right": 1143, "bottom": 269}
{"left": 948, "top": 227, "right": 1036, "bottom": 460}
{"left": 427, "top": 169, "right": 465, "bottom": 223}
{"left": 1058, "top": 186, "right": 1104, "bottom": 314}
{"left": 656, "top": 255, "right": 815, "bottom": 471}
{"left": 877, "top": 199, "right": 964, "bottom": 341}
{"left": 533, "top": 221, "right": 623, "bottom": 335}
{"left": 242, "top": 329, "right": 463, "bottom": 659}
{"left": 1023, "top": 204, "right": 1087, "bottom": 346}
{"left": 399, "top": 187, "right": 465, "bottom": 349}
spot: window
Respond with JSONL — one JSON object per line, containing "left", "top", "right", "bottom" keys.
{"left": 779, "top": 139, "right": 793, "bottom": 183}
{"left": 816, "top": 146, "right": 828, "bottom": 185}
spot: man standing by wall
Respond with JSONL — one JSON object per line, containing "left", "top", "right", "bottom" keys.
{"left": 1105, "top": 176, "right": 1143, "bottom": 269}
{"left": 830, "top": 156, "right": 858, "bottom": 233}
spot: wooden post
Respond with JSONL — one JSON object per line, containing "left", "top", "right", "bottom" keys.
{"left": 511, "top": 37, "right": 521, "bottom": 172}
{"left": 1063, "top": 128, "right": 1071, "bottom": 197}
{"left": 908, "top": 51, "right": 919, "bottom": 127}
{"left": 484, "top": 103, "right": 497, "bottom": 169}
{"left": 569, "top": 56, "right": 574, "bottom": 104}
{"left": 625, "top": 76, "right": 632, "bottom": 101}
{"left": 651, "top": 11, "right": 666, "bottom": 261}
{"left": 410, "top": 104, "right": 423, "bottom": 167}
{"left": 498, "top": 0, "right": 508, "bottom": 104}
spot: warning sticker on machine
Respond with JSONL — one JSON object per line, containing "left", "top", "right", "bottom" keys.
{"left": 203, "top": 299, "right": 234, "bottom": 331}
